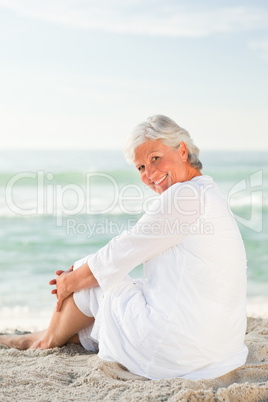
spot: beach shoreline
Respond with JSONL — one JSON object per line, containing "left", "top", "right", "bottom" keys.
{"left": 1, "top": 296, "right": 267, "bottom": 334}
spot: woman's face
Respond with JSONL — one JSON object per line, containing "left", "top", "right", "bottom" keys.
{"left": 134, "top": 140, "right": 193, "bottom": 194}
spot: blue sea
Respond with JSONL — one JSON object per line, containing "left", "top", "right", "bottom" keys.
{"left": 0, "top": 149, "right": 267, "bottom": 330}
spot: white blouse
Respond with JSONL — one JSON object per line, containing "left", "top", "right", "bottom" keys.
{"left": 84, "top": 176, "right": 248, "bottom": 380}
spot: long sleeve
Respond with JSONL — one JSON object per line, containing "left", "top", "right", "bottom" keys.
{"left": 87, "top": 181, "right": 202, "bottom": 292}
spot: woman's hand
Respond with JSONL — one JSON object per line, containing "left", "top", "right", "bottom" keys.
{"left": 49, "top": 262, "right": 99, "bottom": 312}
{"left": 49, "top": 265, "right": 74, "bottom": 312}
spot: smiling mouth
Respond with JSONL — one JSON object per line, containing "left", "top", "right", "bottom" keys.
{"left": 153, "top": 174, "right": 167, "bottom": 185}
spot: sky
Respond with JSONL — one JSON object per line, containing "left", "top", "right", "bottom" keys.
{"left": 0, "top": 0, "right": 267, "bottom": 151}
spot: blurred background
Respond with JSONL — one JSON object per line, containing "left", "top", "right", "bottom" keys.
{"left": 0, "top": 0, "right": 267, "bottom": 330}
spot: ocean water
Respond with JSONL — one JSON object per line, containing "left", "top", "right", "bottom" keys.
{"left": 0, "top": 149, "right": 267, "bottom": 330}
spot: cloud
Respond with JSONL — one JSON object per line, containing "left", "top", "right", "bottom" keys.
{"left": 249, "top": 38, "right": 268, "bottom": 60}
{"left": 0, "top": 0, "right": 268, "bottom": 37}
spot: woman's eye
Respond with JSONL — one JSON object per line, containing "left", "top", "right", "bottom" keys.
{"left": 152, "top": 156, "right": 159, "bottom": 161}
{"left": 138, "top": 165, "right": 145, "bottom": 171}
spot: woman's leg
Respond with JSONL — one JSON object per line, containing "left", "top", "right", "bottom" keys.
{"left": 33, "top": 293, "right": 94, "bottom": 349}
{"left": 0, "top": 294, "right": 94, "bottom": 350}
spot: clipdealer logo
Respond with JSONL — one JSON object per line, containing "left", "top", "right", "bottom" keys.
{"left": 5, "top": 172, "right": 145, "bottom": 224}
{"left": 5, "top": 170, "right": 264, "bottom": 234}
{"left": 227, "top": 170, "right": 263, "bottom": 233}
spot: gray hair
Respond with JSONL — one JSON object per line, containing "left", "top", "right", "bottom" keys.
{"left": 124, "top": 115, "right": 203, "bottom": 170}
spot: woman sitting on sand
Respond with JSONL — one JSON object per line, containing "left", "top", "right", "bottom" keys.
{"left": 0, "top": 115, "right": 248, "bottom": 380}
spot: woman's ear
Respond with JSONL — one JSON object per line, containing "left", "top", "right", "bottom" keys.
{"left": 178, "top": 142, "right": 188, "bottom": 162}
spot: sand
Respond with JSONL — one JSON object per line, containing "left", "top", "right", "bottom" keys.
{"left": 0, "top": 316, "right": 268, "bottom": 401}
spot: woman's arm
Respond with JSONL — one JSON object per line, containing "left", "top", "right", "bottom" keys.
{"left": 87, "top": 182, "right": 201, "bottom": 293}
{"left": 53, "top": 181, "right": 201, "bottom": 309}
{"left": 50, "top": 262, "right": 99, "bottom": 312}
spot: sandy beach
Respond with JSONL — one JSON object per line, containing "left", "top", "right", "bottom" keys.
{"left": 1, "top": 313, "right": 268, "bottom": 401}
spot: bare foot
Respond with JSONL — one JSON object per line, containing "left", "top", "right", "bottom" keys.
{"left": 29, "top": 336, "right": 49, "bottom": 350}
{"left": 0, "top": 334, "right": 31, "bottom": 350}
{"left": 0, "top": 330, "right": 46, "bottom": 350}
{"left": 29, "top": 338, "right": 42, "bottom": 350}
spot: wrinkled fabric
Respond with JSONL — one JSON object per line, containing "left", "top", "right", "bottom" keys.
{"left": 74, "top": 176, "right": 248, "bottom": 380}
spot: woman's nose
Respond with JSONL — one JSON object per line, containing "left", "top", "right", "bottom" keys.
{"left": 146, "top": 165, "right": 156, "bottom": 180}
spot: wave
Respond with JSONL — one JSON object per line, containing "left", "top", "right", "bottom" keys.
{"left": 0, "top": 192, "right": 267, "bottom": 218}
{"left": 0, "top": 169, "right": 138, "bottom": 187}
